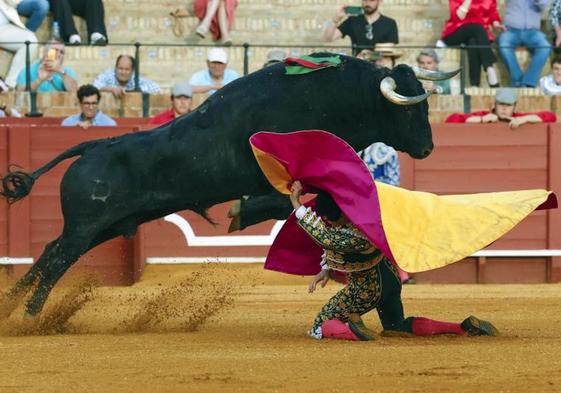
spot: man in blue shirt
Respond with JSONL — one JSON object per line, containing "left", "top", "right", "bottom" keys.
{"left": 93, "top": 54, "right": 161, "bottom": 97}
{"left": 62, "top": 84, "right": 116, "bottom": 129}
{"left": 189, "top": 48, "right": 240, "bottom": 95}
{"left": 498, "top": 0, "right": 551, "bottom": 87}
{"left": 15, "top": 40, "right": 78, "bottom": 93}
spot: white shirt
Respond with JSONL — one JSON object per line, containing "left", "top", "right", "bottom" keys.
{"left": 189, "top": 68, "right": 240, "bottom": 95}
{"left": 540, "top": 74, "right": 561, "bottom": 96}
{"left": 0, "top": 7, "right": 10, "bottom": 26}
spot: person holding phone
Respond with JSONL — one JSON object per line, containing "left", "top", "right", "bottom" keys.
{"left": 322, "top": 0, "right": 398, "bottom": 55}
{"left": 15, "top": 40, "right": 78, "bottom": 92}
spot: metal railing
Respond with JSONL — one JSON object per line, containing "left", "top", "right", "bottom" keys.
{"left": 1, "top": 40, "right": 553, "bottom": 117}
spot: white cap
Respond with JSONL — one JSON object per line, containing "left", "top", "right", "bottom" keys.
{"left": 207, "top": 48, "right": 228, "bottom": 64}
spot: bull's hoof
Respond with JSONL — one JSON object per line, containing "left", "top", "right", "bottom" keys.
{"left": 227, "top": 200, "right": 241, "bottom": 218}
{"left": 228, "top": 215, "right": 241, "bottom": 233}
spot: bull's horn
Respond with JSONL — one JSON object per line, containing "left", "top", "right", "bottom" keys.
{"left": 380, "top": 77, "right": 432, "bottom": 106}
{"left": 412, "top": 66, "right": 461, "bottom": 81}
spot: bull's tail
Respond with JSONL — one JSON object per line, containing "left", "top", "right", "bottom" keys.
{"left": 0, "top": 139, "right": 103, "bottom": 203}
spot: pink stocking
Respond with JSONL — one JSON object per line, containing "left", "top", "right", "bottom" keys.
{"left": 412, "top": 317, "right": 466, "bottom": 336}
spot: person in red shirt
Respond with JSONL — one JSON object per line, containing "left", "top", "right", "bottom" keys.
{"left": 446, "top": 87, "right": 557, "bottom": 128}
{"left": 149, "top": 81, "right": 193, "bottom": 126}
{"left": 441, "top": 0, "right": 505, "bottom": 87}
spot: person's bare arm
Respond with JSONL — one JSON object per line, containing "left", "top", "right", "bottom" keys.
{"left": 321, "top": 5, "right": 346, "bottom": 42}
{"left": 191, "top": 84, "right": 222, "bottom": 94}
{"left": 456, "top": 0, "right": 472, "bottom": 19}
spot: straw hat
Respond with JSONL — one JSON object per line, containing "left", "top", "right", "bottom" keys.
{"left": 374, "top": 43, "right": 403, "bottom": 58}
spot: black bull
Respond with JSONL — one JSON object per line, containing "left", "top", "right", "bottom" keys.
{"left": 0, "top": 54, "right": 435, "bottom": 316}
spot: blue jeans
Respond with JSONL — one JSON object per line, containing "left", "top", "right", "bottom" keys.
{"left": 498, "top": 28, "right": 551, "bottom": 87}
{"left": 16, "top": 0, "right": 50, "bottom": 32}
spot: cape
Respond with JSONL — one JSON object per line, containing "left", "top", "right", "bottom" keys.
{"left": 249, "top": 130, "right": 557, "bottom": 275}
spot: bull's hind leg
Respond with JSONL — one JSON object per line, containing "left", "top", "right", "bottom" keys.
{"left": 0, "top": 239, "right": 61, "bottom": 319}
{"left": 24, "top": 221, "right": 132, "bottom": 316}
{"left": 24, "top": 234, "right": 94, "bottom": 316}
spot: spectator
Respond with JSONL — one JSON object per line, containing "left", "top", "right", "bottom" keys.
{"left": 550, "top": 0, "right": 561, "bottom": 53}
{"left": 194, "top": 0, "right": 237, "bottom": 46}
{"left": 189, "top": 48, "right": 240, "bottom": 95}
{"left": 263, "top": 49, "right": 286, "bottom": 68}
{"left": 48, "top": 0, "right": 108, "bottom": 45}
{"left": 0, "top": 77, "right": 22, "bottom": 117}
{"left": 441, "top": 0, "right": 503, "bottom": 87}
{"left": 322, "top": 0, "right": 398, "bottom": 56}
{"left": 15, "top": 40, "right": 78, "bottom": 92}
{"left": 93, "top": 54, "right": 161, "bottom": 97}
{"left": 416, "top": 48, "right": 451, "bottom": 94}
{"left": 540, "top": 57, "right": 561, "bottom": 95}
{"left": 498, "top": 0, "right": 551, "bottom": 88}
{"left": 149, "top": 81, "right": 193, "bottom": 126}
{"left": 62, "top": 84, "right": 116, "bottom": 128}
{"left": 16, "top": 0, "right": 48, "bottom": 31}
{"left": 0, "top": 0, "right": 38, "bottom": 88}
{"left": 373, "top": 42, "right": 402, "bottom": 68}
{"left": 445, "top": 87, "right": 556, "bottom": 128}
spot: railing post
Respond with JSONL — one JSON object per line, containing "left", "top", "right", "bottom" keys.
{"left": 134, "top": 42, "right": 141, "bottom": 92}
{"left": 243, "top": 43, "right": 250, "bottom": 76}
{"left": 25, "top": 40, "right": 42, "bottom": 117}
{"left": 460, "top": 44, "right": 470, "bottom": 114}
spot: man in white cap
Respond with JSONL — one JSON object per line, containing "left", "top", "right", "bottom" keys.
{"left": 189, "top": 48, "right": 240, "bottom": 95}
{"left": 149, "top": 81, "right": 193, "bottom": 126}
{"left": 446, "top": 87, "right": 556, "bottom": 129}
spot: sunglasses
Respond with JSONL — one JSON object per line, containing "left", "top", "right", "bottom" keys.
{"left": 365, "top": 24, "right": 373, "bottom": 40}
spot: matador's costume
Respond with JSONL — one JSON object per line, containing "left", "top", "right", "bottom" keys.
{"left": 248, "top": 130, "right": 557, "bottom": 341}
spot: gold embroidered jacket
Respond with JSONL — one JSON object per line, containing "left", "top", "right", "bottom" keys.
{"left": 295, "top": 206, "right": 384, "bottom": 272}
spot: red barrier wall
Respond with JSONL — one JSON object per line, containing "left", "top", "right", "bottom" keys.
{"left": 0, "top": 122, "right": 559, "bottom": 284}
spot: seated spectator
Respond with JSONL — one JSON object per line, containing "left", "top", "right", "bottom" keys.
{"left": 540, "top": 57, "right": 561, "bottom": 95}
{"left": 194, "top": 0, "right": 237, "bottom": 46}
{"left": 189, "top": 48, "right": 240, "bottom": 95}
{"left": 441, "top": 0, "right": 503, "bottom": 87}
{"left": 416, "top": 48, "right": 451, "bottom": 94}
{"left": 149, "top": 81, "right": 193, "bottom": 126}
{"left": 322, "top": 0, "right": 398, "bottom": 56}
{"left": 93, "top": 54, "right": 161, "bottom": 97}
{"left": 48, "top": 0, "right": 108, "bottom": 45}
{"left": 0, "top": 0, "right": 38, "bottom": 88}
{"left": 445, "top": 88, "right": 556, "bottom": 128}
{"left": 263, "top": 49, "right": 286, "bottom": 68}
{"left": 0, "top": 76, "right": 22, "bottom": 117}
{"left": 15, "top": 40, "right": 77, "bottom": 92}
{"left": 16, "top": 0, "right": 48, "bottom": 31}
{"left": 373, "top": 42, "right": 401, "bottom": 68}
{"left": 62, "top": 84, "right": 115, "bottom": 128}
{"left": 498, "top": 0, "right": 551, "bottom": 88}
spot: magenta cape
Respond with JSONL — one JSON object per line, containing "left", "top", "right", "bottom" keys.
{"left": 250, "top": 130, "right": 395, "bottom": 276}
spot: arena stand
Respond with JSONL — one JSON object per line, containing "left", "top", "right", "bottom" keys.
{"left": 0, "top": 0, "right": 560, "bottom": 284}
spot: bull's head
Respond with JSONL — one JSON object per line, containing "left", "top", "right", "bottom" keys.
{"left": 377, "top": 64, "right": 459, "bottom": 159}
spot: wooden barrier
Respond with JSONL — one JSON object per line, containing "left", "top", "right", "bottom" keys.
{"left": 0, "top": 123, "right": 559, "bottom": 284}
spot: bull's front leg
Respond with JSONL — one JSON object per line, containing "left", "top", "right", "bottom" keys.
{"left": 228, "top": 192, "right": 293, "bottom": 232}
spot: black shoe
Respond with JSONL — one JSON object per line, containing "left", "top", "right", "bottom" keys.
{"left": 348, "top": 313, "right": 376, "bottom": 341}
{"left": 461, "top": 315, "right": 499, "bottom": 336}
